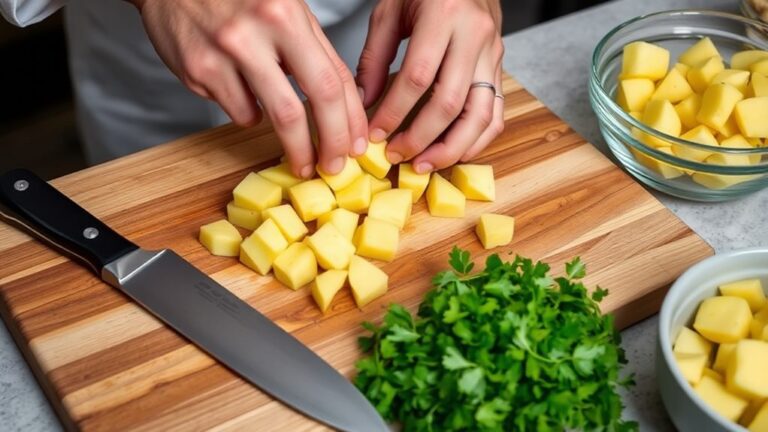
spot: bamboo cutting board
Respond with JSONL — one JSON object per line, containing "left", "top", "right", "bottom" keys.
{"left": 0, "top": 74, "right": 712, "bottom": 431}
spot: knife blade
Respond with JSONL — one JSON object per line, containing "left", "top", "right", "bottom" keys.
{"left": 0, "top": 168, "right": 387, "bottom": 432}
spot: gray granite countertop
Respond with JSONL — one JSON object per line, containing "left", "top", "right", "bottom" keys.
{"left": 2, "top": 0, "right": 767, "bottom": 430}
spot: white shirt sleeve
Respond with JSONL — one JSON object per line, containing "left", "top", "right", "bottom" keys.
{"left": 0, "top": 0, "right": 67, "bottom": 27}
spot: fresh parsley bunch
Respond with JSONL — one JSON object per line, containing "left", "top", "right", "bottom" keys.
{"left": 355, "top": 247, "right": 637, "bottom": 431}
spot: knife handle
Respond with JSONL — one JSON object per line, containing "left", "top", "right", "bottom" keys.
{"left": 0, "top": 169, "right": 138, "bottom": 274}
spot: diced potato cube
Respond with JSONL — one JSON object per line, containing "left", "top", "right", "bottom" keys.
{"left": 273, "top": 242, "right": 317, "bottom": 290}
{"left": 734, "top": 97, "right": 768, "bottom": 138}
{"left": 714, "top": 115, "right": 741, "bottom": 138}
{"left": 317, "top": 157, "right": 363, "bottom": 191}
{"left": 239, "top": 219, "right": 289, "bottom": 275}
{"left": 353, "top": 217, "right": 400, "bottom": 262}
{"left": 630, "top": 147, "right": 684, "bottom": 179}
{"left": 703, "top": 367, "right": 724, "bottom": 382}
{"left": 616, "top": 78, "right": 655, "bottom": 112}
{"left": 687, "top": 56, "right": 725, "bottom": 93}
{"left": 751, "top": 60, "right": 768, "bottom": 76}
{"left": 712, "top": 69, "right": 751, "bottom": 95}
{"left": 199, "top": 220, "right": 243, "bottom": 257}
{"left": 752, "top": 73, "right": 768, "bottom": 98}
{"left": 679, "top": 37, "right": 721, "bottom": 67}
{"left": 707, "top": 135, "right": 755, "bottom": 166}
{"left": 640, "top": 99, "right": 682, "bottom": 148}
{"left": 714, "top": 343, "right": 737, "bottom": 373}
{"left": 726, "top": 340, "right": 768, "bottom": 400}
{"left": 751, "top": 306, "right": 768, "bottom": 339}
{"left": 651, "top": 68, "right": 694, "bottom": 103}
{"left": 731, "top": 50, "right": 768, "bottom": 71}
{"left": 629, "top": 111, "right": 642, "bottom": 121}
{"left": 426, "top": 173, "right": 466, "bottom": 218}
{"left": 694, "top": 375, "right": 749, "bottom": 422}
{"left": 335, "top": 174, "right": 371, "bottom": 214}
{"left": 257, "top": 163, "right": 302, "bottom": 199}
{"left": 748, "top": 401, "right": 768, "bottom": 431}
{"left": 475, "top": 213, "right": 515, "bottom": 250}
{"left": 369, "top": 174, "right": 392, "bottom": 195}
{"left": 621, "top": 41, "right": 670, "bottom": 81}
{"left": 348, "top": 255, "right": 388, "bottom": 308}
{"left": 233, "top": 173, "right": 282, "bottom": 211}
{"left": 674, "top": 326, "right": 714, "bottom": 357}
{"left": 675, "top": 352, "right": 708, "bottom": 384}
{"left": 692, "top": 172, "right": 758, "bottom": 189}
{"left": 740, "top": 399, "right": 765, "bottom": 428}
{"left": 368, "top": 189, "right": 412, "bottom": 229}
{"left": 398, "top": 163, "right": 430, "bottom": 203}
{"left": 450, "top": 164, "right": 495, "bottom": 201}
{"left": 675, "top": 93, "right": 703, "bottom": 130}
{"left": 226, "top": 201, "right": 261, "bottom": 230}
{"left": 674, "top": 62, "right": 691, "bottom": 76}
{"left": 306, "top": 223, "right": 355, "bottom": 270}
{"left": 697, "top": 84, "right": 744, "bottom": 131}
{"left": 311, "top": 270, "right": 347, "bottom": 313}
{"left": 694, "top": 296, "right": 752, "bottom": 343}
{"left": 317, "top": 208, "right": 359, "bottom": 242}
{"left": 357, "top": 140, "right": 392, "bottom": 179}
{"left": 720, "top": 279, "right": 765, "bottom": 312}
{"left": 673, "top": 125, "right": 718, "bottom": 162}
{"left": 261, "top": 204, "right": 308, "bottom": 243}
{"left": 288, "top": 179, "right": 337, "bottom": 222}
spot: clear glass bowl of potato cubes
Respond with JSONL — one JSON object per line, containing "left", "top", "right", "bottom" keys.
{"left": 658, "top": 248, "right": 768, "bottom": 431}
{"left": 590, "top": 10, "right": 768, "bottom": 201}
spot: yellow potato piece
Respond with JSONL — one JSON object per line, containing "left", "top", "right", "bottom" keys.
{"left": 257, "top": 163, "right": 302, "bottom": 199}
{"left": 703, "top": 367, "right": 724, "bottom": 383}
{"left": 288, "top": 179, "right": 337, "bottom": 222}
{"left": 675, "top": 93, "right": 703, "bottom": 130}
{"left": 450, "top": 164, "right": 496, "bottom": 201}
{"left": 398, "top": 163, "right": 430, "bottom": 203}
{"left": 694, "top": 296, "right": 752, "bottom": 343}
{"left": 752, "top": 73, "right": 768, "bottom": 98}
{"left": 697, "top": 84, "right": 744, "bottom": 131}
{"left": 711, "top": 69, "right": 751, "bottom": 95}
{"left": 475, "top": 213, "right": 515, "bottom": 250}
{"left": 306, "top": 223, "right": 356, "bottom": 270}
{"left": 741, "top": 399, "right": 766, "bottom": 428}
{"left": 727, "top": 339, "right": 768, "bottom": 400}
{"left": 616, "top": 78, "right": 655, "bottom": 112}
{"left": 199, "top": 220, "right": 243, "bottom": 257}
{"left": 348, "top": 255, "right": 388, "bottom": 308}
{"left": 748, "top": 401, "right": 768, "bottom": 431}
{"left": 731, "top": 50, "right": 768, "bottom": 71}
{"left": 651, "top": 68, "right": 694, "bottom": 103}
{"left": 311, "top": 270, "right": 347, "bottom": 313}
{"left": 707, "top": 135, "right": 755, "bottom": 166}
{"left": 233, "top": 172, "right": 282, "bottom": 211}
{"left": 674, "top": 125, "right": 718, "bottom": 162}
{"left": 426, "top": 173, "right": 466, "bottom": 218}
{"left": 675, "top": 352, "right": 708, "bottom": 384}
{"left": 691, "top": 172, "right": 758, "bottom": 189}
{"left": 714, "top": 343, "right": 736, "bottom": 373}
{"left": 317, "top": 157, "right": 363, "bottom": 191}
{"left": 630, "top": 146, "right": 684, "bottom": 179}
{"left": 357, "top": 140, "right": 392, "bottom": 179}
{"left": 273, "top": 242, "right": 317, "bottom": 290}
{"left": 369, "top": 174, "right": 392, "bottom": 195}
{"left": 751, "top": 59, "right": 768, "bottom": 77}
{"left": 621, "top": 41, "right": 670, "bottom": 80}
{"left": 335, "top": 174, "right": 371, "bottom": 214}
{"left": 226, "top": 201, "right": 261, "bottom": 230}
{"left": 261, "top": 204, "right": 308, "bottom": 243}
{"left": 679, "top": 37, "right": 721, "bottom": 67}
{"left": 734, "top": 97, "right": 768, "bottom": 138}
{"left": 714, "top": 115, "right": 741, "bottom": 138}
{"left": 316, "top": 208, "right": 359, "bottom": 242}
{"left": 368, "top": 189, "right": 412, "bottom": 229}
{"left": 239, "top": 219, "right": 289, "bottom": 275}
{"left": 674, "top": 326, "right": 714, "bottom": 357}
{"left": 694, "top": 375, "right": 749, "bottom": 422}
{"left": 674, "top": 62, "right": 691, "bottom": 76}
{"left": 640, "top": 99, "right": 682, "bottom": 148}
{"left": 719, "top": 279, "right": 765, "bottom": 312}
{"left": 687, "top": 56, "right": 725, "bottom": 93}
{"left": 353, "top": 217, "right": 400, "bottom": 262}
{"left": 751, "top": 306, "right": 768, "bottom": 339}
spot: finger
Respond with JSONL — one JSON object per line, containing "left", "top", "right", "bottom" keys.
{"left": 355, "top": 5, "right": 402, "bottom": 108}
{"left": 461, "top": 63, "right": 505, "bottom": 162}
{"left": 386, "top": 34, "right": 484, "bottom": 164}
{"left": 366, "top": 23, "right": 452, "bottom": 145}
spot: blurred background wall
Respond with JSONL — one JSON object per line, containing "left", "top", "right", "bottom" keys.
{"left": 0, "top": 0, "right": 609, "bottom": 179}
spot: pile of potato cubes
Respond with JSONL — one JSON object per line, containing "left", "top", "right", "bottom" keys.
{"left": 617, "top": 37, "right": 767, "bottom": 189}
{"left": 673, "top": 278, "right": 768, "bottom": 429}
{"left": 198, "top": 141, "right": 515, "bottom": 313}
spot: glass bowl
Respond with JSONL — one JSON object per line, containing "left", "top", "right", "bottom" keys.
{"left": 589, "top": 10, "right": 768, "bottom": 201}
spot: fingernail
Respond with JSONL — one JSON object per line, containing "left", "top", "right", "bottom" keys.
{"left": 352, "top": 137, "right": 367, "bottom": 156}
{"left": 300, "top": 165, "right": 314, "bottom": 179}
{"left": 386, "top": 151, "right": 403, "bottom": 164}
{"left": 414, "top": 162, "right": 433, "bottom": 174}
{"left": 369, "top": 128, "right": 388, "bottom": 143}
{"left": 357, "top": 86, "right": 365, "bottom": 103}
{"left": 327, "top": 157, "right": 345, "bottom": 175}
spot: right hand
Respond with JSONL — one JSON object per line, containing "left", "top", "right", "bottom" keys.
{"left": 130, "top": 0, "right": 369, "bottom": 177}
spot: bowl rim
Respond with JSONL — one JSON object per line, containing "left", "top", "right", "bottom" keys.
{"left": 658, "top": 247, "right": 768, "bottom": 431}
{"left": 590, "top": 9, "right": 768, "bottom": 171}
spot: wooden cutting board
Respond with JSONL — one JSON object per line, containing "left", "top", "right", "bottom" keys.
{"left": 0, "top": 74, "right": 712, "bottom": 431}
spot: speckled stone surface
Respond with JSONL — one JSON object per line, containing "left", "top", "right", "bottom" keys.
{"left": 1, "top": 0, "right": 767, "bottom": 430}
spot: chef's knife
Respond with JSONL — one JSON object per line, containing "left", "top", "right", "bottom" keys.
{"left": 0, "top": 168, "right": 388, "bottom": 432}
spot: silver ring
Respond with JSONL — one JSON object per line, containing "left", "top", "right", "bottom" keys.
{"left": 470, "top": 81, "right": 496, "bottom": 93}
{"left": 494, "top": 93, "right": 504, "bottom": 100}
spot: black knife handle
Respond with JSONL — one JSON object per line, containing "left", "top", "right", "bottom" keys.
{"left": 0, "top": 169, "right": 138, "bottom": 274}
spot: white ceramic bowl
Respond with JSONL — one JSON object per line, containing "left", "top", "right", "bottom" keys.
{"left": 657, "top": 248, "right": 768, "bottom": 432}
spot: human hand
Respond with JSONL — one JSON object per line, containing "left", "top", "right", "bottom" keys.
{"left": 356, "top": 0, "right": 504, "bottom": 173}
{"left": 130, "top": 0, "right": 368, "bottom": 177}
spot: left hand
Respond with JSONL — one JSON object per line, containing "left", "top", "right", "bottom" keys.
{"left": 356, "top": 0, "right": 504, "bottom": 173}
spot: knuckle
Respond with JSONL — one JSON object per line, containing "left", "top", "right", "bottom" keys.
{"left": 255, "top": 0, "right": 297, "bottom": 28}
{"left": 475, "top": 14, "right": 497, "bottom": 38}
{"left": 493, "top": 118, "right": 505, "bottom": 135}
{"left": 435, "top": 89, "right": 465, "bottom": 119}
{"left": 271, "top": 99, "right": 304, "bottom": 128}
{"left": 403, "top": 59, "right": 434, "bottom": 93}
{"left": 493, "top": 40, "right": 505, "bottom": 61}
{"left": 312, "top": 67, "right": 344, "bottom": 102}
{"left": 440, "top": 0, "right": 462, "bottom": 16}
{"left": 477, "top": 108, "right": 493, "bottom": 129}
{"left": 216, "top": 19, "right": 246, "bottom": 51}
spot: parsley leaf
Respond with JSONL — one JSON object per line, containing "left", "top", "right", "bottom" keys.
{"left": 448, "top": 246, "right": 474, "bottom": 274}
